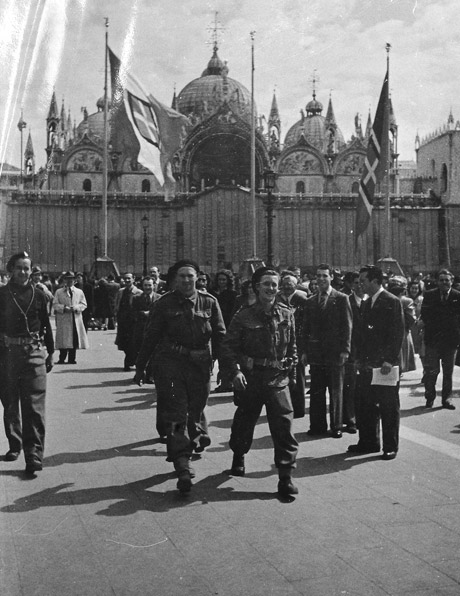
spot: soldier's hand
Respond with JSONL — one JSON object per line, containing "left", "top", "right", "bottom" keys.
{"left": 300, "top": 353, "right": 308, "bottom": 366}
{"left": 233, "top": 371, "right": 247, "bottom": 391}
{"left": 45, "top": 354, "right": 54, "bottom": 373}
{"left": 380, "top": 361, "right": 393, "bottom": 375}
{"left": 133, "top": 369, "right": 145, "bottom": 386}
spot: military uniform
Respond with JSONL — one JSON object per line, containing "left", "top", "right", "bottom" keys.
{"left": 0, "top": 282, "right": 54, "bottom": 469}
{"left": 136, "top": 289, "right": 225, "bottom": 474}
{"left": 220, "top": 301, "right": 298, "bottom": 473}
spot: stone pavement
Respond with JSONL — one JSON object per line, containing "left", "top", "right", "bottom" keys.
{"left": 1, "top": 328, "right": 460, "bottom": 596}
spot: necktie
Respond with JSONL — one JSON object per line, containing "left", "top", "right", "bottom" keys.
{"left": 442, "top": 293, "right": 448, "bottom": 304}
{"left": 318, "top": 292, "right": 327, "bottom": 309}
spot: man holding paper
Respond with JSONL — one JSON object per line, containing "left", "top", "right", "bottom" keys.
{"left": 348, "top": 266, "right": 404, "bottom": 460}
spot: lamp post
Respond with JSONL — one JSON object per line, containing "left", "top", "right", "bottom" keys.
{"left": 264, "top": 168, "right": 276, "bottom": 267}
{"left": 94, "top": 235, "right": 100, "bottom": 278}
{"left": 141, "top": 214, "right": 149, "bottom": 277}
{"left": 71, "top": 243, "right": 75, "bottom": 272}
{"left": 17, "top": 110, "right": 27, "bottom": 188}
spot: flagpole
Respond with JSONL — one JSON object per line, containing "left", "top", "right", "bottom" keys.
{"left": 102, "top": 17, "right": 109, "bottom": 258}
{"left": 250, "top": 31, "right": 257, "bottom": 258}
{"left": 383, "top": 43, "right": 391, "bottom": 257}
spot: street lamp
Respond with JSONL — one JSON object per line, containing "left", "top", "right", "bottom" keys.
{"left": 141, "top": 214, "right": 149, "bottom": 277}
{"left": 264, "top": 169, "right": 276, "bottom": 267}
{"left": 94, "top": 235, "right": 100, "bottom": 278}
{"left": 71, "top": 243, "right": 75, "bottom": 272}
{"left": 17, "top": 110, "right": 27, "bottom": 188}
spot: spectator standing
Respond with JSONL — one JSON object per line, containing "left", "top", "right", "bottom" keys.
{"left": 53, "top": 271, "right": 89, "bottom": 364}
{"left": 302, "top": 264, "right": 352, "bottom": 438}
{"left": 348, "top": 266, "right": 404, "bottom": 459}
{"left": 149, "top": 266, "right": 167, "bottom": 295}
{"left": 0, "top": 251, "right": 54, "bottom": 473}
{"left": 131, "top": 277, "right": 160, "bottom": 383}
{"left": 278, "top": 271, "right": 309, "bottom": 418}
{"left": 115, "top": 273, "right": 142, "bottom": 371}
{"left": 420, "top": 269, "right": 460, "bottom": 409}
{"left": 342, "top": 272, "right": 367, "bottom": 434}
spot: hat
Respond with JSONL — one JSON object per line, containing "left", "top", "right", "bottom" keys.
{"left": 169, "top": 259, "right": 200, "bottom": 276}
{"left": 31, "top": 266, "right": 42, "bottom": 274}
{"left": 63, "top": 271, "right": 75, "bottom": 278}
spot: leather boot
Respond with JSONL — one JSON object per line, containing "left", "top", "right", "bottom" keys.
{"left": 174, "top": 457, "right": 192, "bottom": 493}
{"left": 230, "top": 454, "right": 245, "bottom": 476}
{"left": 278, "top": 472, "right": 298, "bottom": 497}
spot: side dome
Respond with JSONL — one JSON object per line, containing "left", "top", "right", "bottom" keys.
{"left": 75, "top": 99, "right": 111, "bottom": 144}
{"left": 177, "top": 48, "right": 254, "bottom": 124}
{"left": 284, "top": 94, "right": 345, "bottom": 152}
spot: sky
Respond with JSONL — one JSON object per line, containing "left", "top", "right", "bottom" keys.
{"left": 1, "top": 0, "right": 459, "bottom": 171}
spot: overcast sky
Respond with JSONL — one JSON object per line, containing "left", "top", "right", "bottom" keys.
{"left": 1, "top": 0, "right": 458, "bottom": 170}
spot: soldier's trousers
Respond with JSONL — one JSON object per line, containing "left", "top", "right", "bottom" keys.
{"left": 230, "top": 371, "right": 298, "bottom": 470}
{"left": 153, "top": 357, "right": 210, "bottom": 464}
{"left": 0, "top": 345, "right": 47, "bottom": 463}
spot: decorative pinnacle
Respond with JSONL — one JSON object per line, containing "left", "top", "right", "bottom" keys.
{"left": 207, "top": 11, "right": 224, "bottom": 52}
{"left": 309, "top": 70, "right": 320, "bottom": 99}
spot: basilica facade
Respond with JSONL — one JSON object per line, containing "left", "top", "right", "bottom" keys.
{"left": 6, "top": 43, "right": 450, "bottom": 275}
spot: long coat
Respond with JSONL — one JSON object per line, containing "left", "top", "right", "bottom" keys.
{"left": 53, "top": 286, "right": 89, "bottom": 349}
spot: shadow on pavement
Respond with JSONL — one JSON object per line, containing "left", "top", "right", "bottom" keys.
{"left": 1, "top": 471, "right": 276, "bottom": 516}
{"left": 44, "top": 438, "right": 165, "bottom": 467}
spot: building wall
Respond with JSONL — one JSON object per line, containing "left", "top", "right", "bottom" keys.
{"left": 1, "top": 187, "right": 443, "bottom": 276}
{"left": 417, "top": 131, "right": 460, "bottom": 203}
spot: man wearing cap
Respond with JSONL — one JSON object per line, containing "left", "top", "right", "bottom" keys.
{"left": 134, "top": 260, "right": 225, "bottom": 494}
{"left": 31, "top": 266, "right": 54, "bottom": 304}
{"left": 53, "top": 271, "right": 89, "bottom": 364}
{"left": 0, "top": 251, "right": 54, "bottom": 473}
{"left": 220, "top": 267, "right": 299, "bottom": 498}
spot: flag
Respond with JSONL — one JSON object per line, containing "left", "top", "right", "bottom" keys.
{"left": 108, "top": 47, "right": 189, "bottom": 188}
{"left": 355, "top": 70, "right": 389, "bottom": 245}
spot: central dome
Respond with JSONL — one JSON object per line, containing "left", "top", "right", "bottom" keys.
{"left": 177, "top": 47, "right": 254, "bottom": 124}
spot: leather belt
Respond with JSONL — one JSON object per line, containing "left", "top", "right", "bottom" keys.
{"left": 0, "top": 334, "right": 39, "bottom": 346}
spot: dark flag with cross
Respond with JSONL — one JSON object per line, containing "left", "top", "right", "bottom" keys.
{"left": 355, "top": 69, "right": 390, "bottom": 247}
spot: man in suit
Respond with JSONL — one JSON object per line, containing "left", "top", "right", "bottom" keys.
{"left": 420, "top": 268, "right": 460, "bottom": 409}
{"left": 115, "top": 273, "right": 142, "bottom": 370}
{"left": 342, "top": 272, "right": 367, "bottom": 433}
{"left": 149, "top": 266, "right": 167, "bottom": 295}
{"left": 302, "top": 264, "right": 352, "bottom": 438}
{"left": 348, "top": 265, "right": 404, "bottom": 460}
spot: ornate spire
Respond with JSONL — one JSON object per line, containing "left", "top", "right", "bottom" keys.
{"left": 325, "top": 92, "right": 336, "bottom": 127}
{"left": 48, "top": 90, "right": 59, "bottom": 120}
{"left": 25, "top": 131, "right": 34, "bottom": 156}
{"left": 171, "top": 84, "right": 177, "bottom": 110}
{"left": 269, "top": 89, "right": 280, "bottom": 125}
{"left": 60, "top": 98, "right": 66, "bottom": 131}
{"left": 365, "top": 109, "right": 372, "bottom": 140}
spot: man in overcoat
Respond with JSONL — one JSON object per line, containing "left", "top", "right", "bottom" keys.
{"left": 53, "top": 271, "right": 89, "bottom": 364}
{"left": 115, "top": 272, "right": 142, "bottom": 370}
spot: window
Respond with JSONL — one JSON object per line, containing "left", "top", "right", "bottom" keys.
{"left": 141, "top": 179, "right": 151, "bottom": 192}
{"left": 83, "top": 178, "right": 92, "bottom": 192}
{"left": 296, "top": 181, "right": 305, "bottom": 194}
{"left": 351, "top": 181, "right": 359, "bottom": 194}
{"left": 441, "top": 164, "right": 448, "bottom": 193}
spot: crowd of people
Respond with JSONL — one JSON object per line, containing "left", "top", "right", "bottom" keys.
{"left": 0, "top": 251, "right": 458, "bottom": 499}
